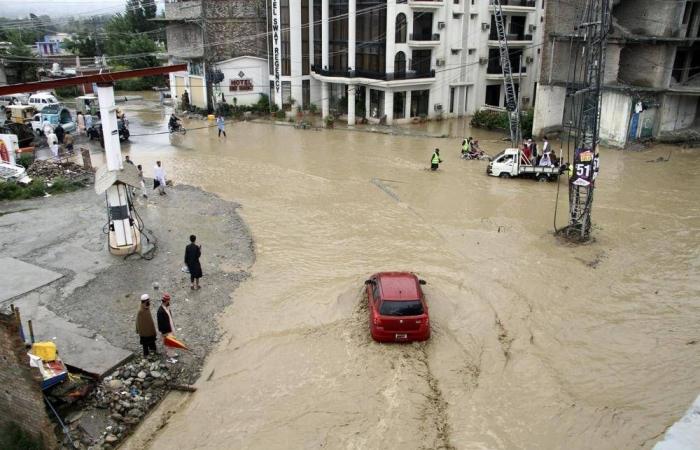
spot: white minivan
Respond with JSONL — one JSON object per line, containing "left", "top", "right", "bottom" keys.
{"left": 28, "top": 92, "right": 60, "bottom": 111}
{"left": 0, "top": 93, "right": 29, "bottom": 106}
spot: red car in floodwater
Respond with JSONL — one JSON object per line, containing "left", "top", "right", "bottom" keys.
{"left": 365, "top": 272, "right": 430, "bottom": 342}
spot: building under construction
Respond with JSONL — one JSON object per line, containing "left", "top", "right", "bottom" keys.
{"left": 533, "top": 0, "right": 700, "bottom": 147}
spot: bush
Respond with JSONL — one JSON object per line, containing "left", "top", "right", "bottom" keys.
{"left": 115, "top": 78, "right": 153, "bottom": 91}
{"left": 275, "top": 109, "right": 286, "bottom": 120}
{"left": 308, "top": 103, "right": 318, "bottom": 114}
{"left": 255, "top": 94, "right": 270, "bottom": 113}
{"left": 16, "top": 153, "right": 34, "bottom": 168}
{"left": 55, "top": 86, "right": 80, "bottom": 99}
{"left": 470, "top": 108, "right": 534, "bottom": 138}
{"left": 325, "top": 115, "right": 335, "bottom": 129}
{"left": 0, "top": 177, "right": 84, "bottom": 201}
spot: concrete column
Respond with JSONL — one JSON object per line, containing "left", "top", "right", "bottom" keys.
{"left": 405, "top": 90, "right": 412, "bottom": 118}
{"left": 348, "top": 0, "right": 356, "bottom": 71}
{"left": 96, "top": 84, "right": 121, "bottom": 172}
{"left": 365, "top": 87, "right": 371, "bottom": 118}
{"left": 308, "top": 0, "right": 314, "bottom": 68}
{"left": 290, "top": 0, "right": 303, "bottom": 105}
{"left": 385, "top": 1, "right": 396, "bottom": 75}
{"left": 321, "top": 81, "right": 330, "bottom": 118}
{"left": 322, "top": 0, "right": 329, "bottom": 69}
{"left": 348, "top": 84, "right": 356, "bottom": 125}
{"left": 384, "top": 90, "right": 394, "bottom": 125}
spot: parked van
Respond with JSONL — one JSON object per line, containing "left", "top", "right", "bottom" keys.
{"left": 28, "top": 92, "right": 60, "bottom": 111}
{"left": 0, "top": 93, "right": 29, "bottom": 107}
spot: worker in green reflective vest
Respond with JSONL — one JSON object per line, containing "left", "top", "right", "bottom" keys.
{"left": 430, "top": 148, "right": 442, "bottom": 171}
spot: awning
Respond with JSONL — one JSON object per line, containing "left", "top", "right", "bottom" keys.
{"left": 94, "top": 163, "right": 140, "bottom": 194}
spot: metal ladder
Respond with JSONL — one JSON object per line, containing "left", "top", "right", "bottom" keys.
{"left": 491, "top": 0, "right": 521, "bottom": 147}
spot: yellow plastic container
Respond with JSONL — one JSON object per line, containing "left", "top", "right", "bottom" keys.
{"left": 32, "top": 341, "right": 57, "bottom": 361}
{"left": 207, "top": 114, "right": 215, "bottom": 121}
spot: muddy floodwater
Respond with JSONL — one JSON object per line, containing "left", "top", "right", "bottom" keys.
{"left": 112, "top": 98, "right": 700, "bottom": 450}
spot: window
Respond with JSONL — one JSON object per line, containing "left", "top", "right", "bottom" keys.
{"left": 485, "top": 84, "right": 500, "bottom": 107}
{"left": 395, "top": 13, "right": 407, "bottom": 43}
{"left": 394, "top": 91, "right": 406, "bottom": 119}
{"left": 302, "top": 0, "right": 310, "bottom": 75}
{"left": 394, "top": 51, "right": 406, "bottom": 74}
{"left": 465, "top": 86, "right": 469, "bottom": 112}
{"left": 282, "top": 81, "right": 292, "bottom": 108}
{"left": 329, "top": 0, "right": 349, "bottom": 71}
{"left": 379, "top": 300, "right": 424, "bottom": 316}
{"left": 369, "top": 89, "right": 384, "bottom": 118}
{"left": 313, "top": 1, "right": 322, "bottom": 68}
{"left": 356, "top": 1, "right": 387, "bottom": 75}
{"left": 411, "top": 49, "right": 431, "bottom": 75}
{"left": 281, "top": 0, "right": 291, "bottom": 76}
{"left": 302, "top": 79, "right": 310, "bottom": 108}
{"left": 410, "top": 90, "right": 429, "bottom": 117}
{"left": 449, "top": 87, "right": 455, "bottom": 113}
{"left": 412, "top": 12, "right": 433, "bottom": 40}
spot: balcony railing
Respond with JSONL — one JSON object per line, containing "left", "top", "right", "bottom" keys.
{"left": 409, "top": 33, "right": 441, "bottom": 42}
{"left": 489, "top": 32, "right": 534, "bottom": 41}
{"left": 489, "top": 0, "right": 536, "bottom": 7}
{"left": 311, "top": 65, "right": 435, "bottom": 81}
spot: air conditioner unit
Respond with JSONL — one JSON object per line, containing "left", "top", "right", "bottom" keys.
{"left": 482, "top": 22, "right": 490, "bottom": 31}
{"left": 479, "top": 57, "right": 488, "bottom": 65}
{"left": 436, "top": 58, "right": 446, "bottom": 67}
{"left": 434, "top": 103, "right": 443, "bottom": 111}
{"left": 438, "top": 21, "right": 446, "bottom": 30}
{"left": 529, "top": 24, "right": 537, "bottom": 32}
{"left": 525, "top": 56, "right": 534, "bottom": 64}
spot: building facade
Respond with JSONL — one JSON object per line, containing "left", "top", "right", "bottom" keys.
{"left": 267, "top": 0, "right": 545, "bottom": 124}
{"left": 163, "top": 0, "right": 268, "bottom": 109}
{"left": 533, "top": 0, "right": 700, "bottom": 147}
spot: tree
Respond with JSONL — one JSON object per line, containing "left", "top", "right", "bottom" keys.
{"left": 1, "top": 35, "right": 38, "bottom": 82}
{"left": 63, "top": 33, "right": 99, "bottom": 58}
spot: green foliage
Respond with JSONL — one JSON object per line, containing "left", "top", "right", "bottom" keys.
{"left": 63, "top": 32, "right": 99, "bottom": 57}
{"left": 16, "top": 154, "right": 34, "bottom": 169}
{"left": 0, "top": 33, "right": 38, "bottom": 82}
{"left": 470, "top": 109, "right": 510, "bottom": 131}
{"left": 256, "top": 94, "right": 270, "bottom": 113}
{"left": 55, "top": 86, "right": 80, "bottom": 99}
{"left": 325, "top": 115, "right": 335, "bottom": 128}
{"left": 269, "top": 102, "right": 280, "bottom": 114}
{"left": 0, "top": 177, "right": 84, "bottom": 202}
{"left": 308, "top": 103, "right": 318, "bottom": 114}
{"left": 275, "top": 109, "right": 286, "bottom": 120}
{"left": 0, "top": 422, "right": 43, "bottom": 450}
{"left": 470, "top": 109, "right": 534, "bottom": 139}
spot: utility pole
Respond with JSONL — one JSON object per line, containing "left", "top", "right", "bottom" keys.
{"left": 561, "top": 0, "right": 610, "bottom": 242}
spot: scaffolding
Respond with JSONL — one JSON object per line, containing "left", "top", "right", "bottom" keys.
{"left": 492, "top": 0, "right": 522, "bottom": 147}
{"left": 561, "top": 0, "right": 610, "bottom": 242}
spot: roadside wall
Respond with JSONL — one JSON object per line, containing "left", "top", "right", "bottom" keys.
{"left": 0, "top": 310, "right": 56, "bottom": 449}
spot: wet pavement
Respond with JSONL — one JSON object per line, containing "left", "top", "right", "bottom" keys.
{"left": 112, "top": 94, "right": 700, "bottom": 450}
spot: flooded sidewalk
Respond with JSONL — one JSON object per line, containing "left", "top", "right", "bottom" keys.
{"left": 115, "top": 100, "right": 700, "bottom": 450}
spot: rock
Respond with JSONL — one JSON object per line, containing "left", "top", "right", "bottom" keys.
{"left": 107, "top": 379, "right": 123, "bottom": 390}
{"left": 150, "top": 370, "right": 161, "bottom": 378}
{"left": 64, "top": 411, "right": 83, "bottom": 424}
{"left": 104, "top": 434, "right": 118, "bottom": 443}
{"left": 73, "top": 440, "right": 81, "bottom": 448}
{"left": 110, "top": 413, "right": 123, "bottom": 422}
{"left": 137, "top": 371, "right": 146, "bottom": 379}
{"left": 127, "top": 408, "right": 143, "bottom": 418}
{"left": 152, "top": 379, "right": 165, "bottom": 388}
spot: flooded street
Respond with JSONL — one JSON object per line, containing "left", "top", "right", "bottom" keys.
{"left": 116, "top": 96, "right": 700, "bottom": 449}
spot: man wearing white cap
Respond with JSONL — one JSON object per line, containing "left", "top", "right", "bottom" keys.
{"left": 135, "top": 294, "right": 157, "bottom": 358}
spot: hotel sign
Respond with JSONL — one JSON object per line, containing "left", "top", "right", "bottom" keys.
{"left": 230, "top": 79, "right": 254, "bottom": 91}
{"left": 271, "top": 0, "right": 282, "bottom": 107}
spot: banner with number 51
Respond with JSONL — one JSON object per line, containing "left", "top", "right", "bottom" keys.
{"left": 571, "top": 148, "right": 596, "bottom": 187}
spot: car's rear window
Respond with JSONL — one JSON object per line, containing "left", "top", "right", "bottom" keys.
{"left": 379, "top": 300, "right": 424, "bottom": 316}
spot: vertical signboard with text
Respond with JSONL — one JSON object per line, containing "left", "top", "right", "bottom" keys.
{"left": 271, "top": 0, "right": 283, "bottom": 108}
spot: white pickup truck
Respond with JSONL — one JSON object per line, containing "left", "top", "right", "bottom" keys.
{"left": 487, "top": 148, "right": 565, "bottom": 181}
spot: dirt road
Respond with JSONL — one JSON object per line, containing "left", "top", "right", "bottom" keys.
{"left": 116, "top": 99, "right": 700, "bottom": 450}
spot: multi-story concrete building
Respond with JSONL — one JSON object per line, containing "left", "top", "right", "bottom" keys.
{"left": 533, "top": 0, "right": 700, "bottom": 147}
{"left": 163, "top": 0, "right": 268, "bottom": 109}
{"left": 268, "top": 0, "right": 545, "bottom": 124}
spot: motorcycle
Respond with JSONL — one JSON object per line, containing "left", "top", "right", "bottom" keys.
{"left": 169, "top": 122, "right": 186, "bottom": 135}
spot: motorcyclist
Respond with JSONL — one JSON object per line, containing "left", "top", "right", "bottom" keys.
{"left": 461, "top": 137, "right": 472, "bottom": 158}
{"left": 168, "top": 113, "right": 181, "bottom": 132}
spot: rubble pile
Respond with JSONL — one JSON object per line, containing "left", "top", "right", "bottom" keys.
{"left": 28, "top": 160, "right": 92, "bottom": 183}
{"left": 59, "top": 358, "right": 174, "bottom": 450}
